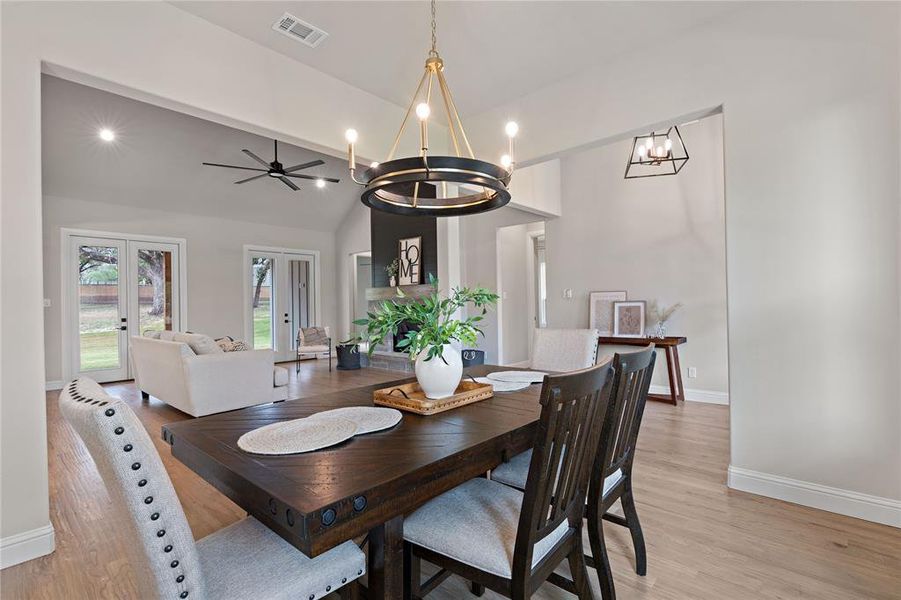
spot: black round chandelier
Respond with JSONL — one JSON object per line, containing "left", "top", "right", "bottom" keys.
{"left": 344, "top": 0, "right": 519, "bottom": 217}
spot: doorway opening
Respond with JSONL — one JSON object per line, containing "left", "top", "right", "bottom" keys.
{"left": 496, "top": 221, "right": 546, "bottom": 365}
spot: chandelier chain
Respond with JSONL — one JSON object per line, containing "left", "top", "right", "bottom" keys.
{"left": 429, "top": 0, "right": 438, "bottom": 57}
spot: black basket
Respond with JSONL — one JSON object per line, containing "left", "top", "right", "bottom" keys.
{"left": 461, "top": 349, "right": 485, "bottom": 367}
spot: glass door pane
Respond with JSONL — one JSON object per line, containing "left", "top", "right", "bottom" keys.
{"left": 129, "top": 241, "right": 181, "bottom": 338}
{"left": 250, "top": 256, "right": 275, "bottom": 349}
{"left": 74, "top": 238, "right": 129, "bottom": 381}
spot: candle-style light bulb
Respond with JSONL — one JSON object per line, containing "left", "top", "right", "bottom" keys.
{"left": 370, "top": 161, "right": 380, "bottom": 168}
{"left": 638, "top": 145, "right": 647, "bottom": 158}
{"left": 505, "top": 121, "right": 519, "bottom": 138}
{"left": 645, "top": 137, "right": 654, "bottom": 150}
{"left": 664, "top": 138, "right": 673, "bottom": 152}
{"left": 656, "top": 146, "right": 664, "bottom": 157}
{"left": 345, "top": 129, "right": 358, "bottom": 144}
{"left": 500, "top": 154, "right": 513, "bottom": 169}
{"left": 416, "top": 103, "right": 431, "bottom": 120}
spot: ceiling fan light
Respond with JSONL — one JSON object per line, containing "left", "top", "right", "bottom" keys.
{"left": 315, "top": 179, "right": 326, "bottom": 188}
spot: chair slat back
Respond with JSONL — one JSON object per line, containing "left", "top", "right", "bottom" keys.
{"left": 513, "top": 360, "right": 614, "bottom": 574}
{"left": 58, "top": 378, "right": 206, "bottom": 600}
{"left": 600, "top": 346, "right": 656, "bottom": 478}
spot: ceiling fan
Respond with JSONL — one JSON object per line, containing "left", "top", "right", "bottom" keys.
{"left": 202, "top": 139, "right": 340, "bottom": 191}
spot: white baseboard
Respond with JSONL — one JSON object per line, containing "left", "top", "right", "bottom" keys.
{"left": 45, "top": 380, "right": 64, "bottom": 391}
{"left": 649, "top": 384, "right": 728, "bottom": 405}
{"left": 728, "top": 466, "right": 901, "bottom": 528}
{"left": 0, "top": 524, "right": 55, "bottom": 569}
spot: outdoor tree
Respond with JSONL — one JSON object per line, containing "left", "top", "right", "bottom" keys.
{"left": 252, "top": 258, "right": 272, "bottom": 309}
{"left": 79, "top": 247, "right": 169, "bottom": 316}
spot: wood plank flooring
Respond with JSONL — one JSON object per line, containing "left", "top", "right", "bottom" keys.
{"left": 2, "top": 360, "right": 899, "bottom": 599}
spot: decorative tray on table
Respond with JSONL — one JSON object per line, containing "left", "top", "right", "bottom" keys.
{"left": 373, "top": 380, "right": 494, "bottom": 415}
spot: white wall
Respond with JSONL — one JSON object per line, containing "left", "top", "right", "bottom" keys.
{"left": 42, "top": 195, "right": 337, "bottom": 382}
{"left": 335, "top": 202, "right": 372, "bottom": 342}
{"left": 507, "top": 159, "right": 562, "bottom": 217}
{"left": 549, "top": 115, "right": 728, "bottom": 397}
{"left": 465, "top": 2, "right": 901, "bottom": 523}
{"left": 460, "top": 207, "right": 545, "bottom": 363}
{"left": 1, "top": 0, "right": 409, "bottom": 563}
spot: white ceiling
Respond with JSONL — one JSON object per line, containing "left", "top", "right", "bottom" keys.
{"left": 172, "top": 1, "right": 741, "bottom": 116}
{"left": 42, "top": 75, "right": 359, "bottom": 232}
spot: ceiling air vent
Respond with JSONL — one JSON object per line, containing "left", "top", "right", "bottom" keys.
{"left": 272, "top": 12, "right": 328, "bottom": 48}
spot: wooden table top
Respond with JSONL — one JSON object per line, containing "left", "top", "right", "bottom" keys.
{"left": 597, "top": 335, "right": 686, "bottom": 347}
{"left": 162, "top": 364, "right": 543, "bottom": 556}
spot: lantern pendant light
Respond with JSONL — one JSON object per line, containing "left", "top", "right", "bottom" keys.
{"left": 344, "top": 0, "right": 519, "bottom": 217}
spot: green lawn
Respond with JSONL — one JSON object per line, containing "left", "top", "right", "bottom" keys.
{"left": 78, "top": 303, "right": 164, "bottom": 371}
{"left": 253, "top": 300, "right": 273, "bottom": 349}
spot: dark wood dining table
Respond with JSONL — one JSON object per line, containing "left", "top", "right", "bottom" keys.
{"left": 161, "top": 364, "right": 543, "bottom": 599}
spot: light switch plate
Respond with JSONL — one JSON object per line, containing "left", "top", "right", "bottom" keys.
{"left": 688, "top": 367, "right": 697, "bottom": 378}
{"left": 563, "top": 288, "right": 573, "bottom": 299}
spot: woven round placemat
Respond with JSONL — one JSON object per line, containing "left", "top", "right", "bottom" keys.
{"left": 473, "top": 376, "right": 531, "bottom": 392}
{"left": 309, "top": 406, "right": 402, "bottom": 435}
{"left": 237, "top": 416, "right": 358, "bottom": 455}
{"left": 486, "top": 370, "right": 548, "bottom": 384}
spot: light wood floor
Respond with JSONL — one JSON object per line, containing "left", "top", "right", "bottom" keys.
{"left": 2, "top": 360, "right": 899, "bottom": 599}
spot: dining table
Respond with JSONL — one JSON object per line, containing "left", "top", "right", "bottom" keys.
{"left": 161, "top": 364, "right": 544, "bottom": 599}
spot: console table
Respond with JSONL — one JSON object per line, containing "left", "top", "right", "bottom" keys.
{"left": 597, "top": 336, "right": 687, "bottom": 405}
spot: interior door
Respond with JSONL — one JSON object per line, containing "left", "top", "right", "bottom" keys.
{"left": 71, "top": 236, "right": 130, "bottom": 382}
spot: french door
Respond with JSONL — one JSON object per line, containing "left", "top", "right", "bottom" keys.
{"left": 67, "top": 232, "right": 184, "bottom": 382}
{"left": 246, "top": 247, "right": 319, "bottom": 362}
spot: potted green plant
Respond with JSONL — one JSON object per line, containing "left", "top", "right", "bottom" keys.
{"left": 386, "top": 259, "right": 399, "bottom": 287}
{"left": 335, "top": 335, "right": 364, "bottom": 370}
{"left": 355, "top": 275, "right": 498, "bottom": 399}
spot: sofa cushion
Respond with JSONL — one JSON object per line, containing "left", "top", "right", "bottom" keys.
{"left": 216, "top": 337, "right": 249, "bottom": 352}
{"left": 172, "top": 332, "right": 223, "bottom": 355}
{"left": 273, "top": 366, "right": 289, "bottom": 387}
{"left": 143, "top": 330, "right": 162, "bottom": 339}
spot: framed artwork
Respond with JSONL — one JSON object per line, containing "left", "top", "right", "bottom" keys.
{"left": 589, "top": 291, "right": 627, "bottom": 335}
{"left": 397, "top": 236, "right": 422, "bottom": 285}
{"left": 613, "top": 301, "right": 646, "bottom": 337}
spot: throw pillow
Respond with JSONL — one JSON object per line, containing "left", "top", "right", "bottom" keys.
{"left": 173, "top": 332, "right": 223, "bottom": 355}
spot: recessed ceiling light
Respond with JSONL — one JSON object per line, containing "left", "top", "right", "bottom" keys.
{"left": 315, "top": 179, "right": 326, "bottom": 189}
{"left": 98, "top": 128, "right": 115, "bottom": 142}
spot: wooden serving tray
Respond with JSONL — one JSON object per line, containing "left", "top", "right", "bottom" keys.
{"left": 373, "top": 380, "right": 494, "bottom": 415}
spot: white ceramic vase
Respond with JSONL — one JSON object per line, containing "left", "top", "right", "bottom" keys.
{"left": 415, "top": 344, "right": 463, "bottom": 399}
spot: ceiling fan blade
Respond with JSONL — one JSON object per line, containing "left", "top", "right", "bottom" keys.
{"left": 283, "top": 159, "right": 325, "bottom": 173}
{"left": 283, "top": 173, "right": 341, "bottom": 183}
{"left": 279, "top": 177, "right": 300, "bottom": 191}
{"left": 203, "top": 162, "right": 268, "bottom": 172}
{"left": 234, "top": 173, "right": 268, "bottom": 184}
{"left": 242, "top": 149, "right": 271, "bottom": 168}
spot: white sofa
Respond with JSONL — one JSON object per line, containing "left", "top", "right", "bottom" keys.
{"left": 130, "top": 334, "right": 289, "bottom": 417}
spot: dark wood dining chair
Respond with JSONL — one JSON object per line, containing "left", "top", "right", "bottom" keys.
{"left": 402, "top": 360, "right": 615, "bottom": 600}
{"left": 586, "top": 345, "right": 656, "bottom": 600}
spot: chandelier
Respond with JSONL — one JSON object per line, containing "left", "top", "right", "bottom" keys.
{"left": 343, "top": 0, "right": 518, "bottom": 217}
{"left": 624, "top": 126, "right": 689, "bottom": 179}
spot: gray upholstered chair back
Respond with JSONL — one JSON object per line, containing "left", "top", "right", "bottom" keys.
{"left": 530, "top": 328, "right": 600, "bottom": 372}
{"left": 59, "top": 378, "right": 206, "bottom": 600}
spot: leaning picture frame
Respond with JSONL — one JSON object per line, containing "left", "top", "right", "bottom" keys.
{"left": 397, "top": 236, "right": 422, "bottom": 286}
{"left": 589, "top": 291, "right": 627, "bottom": 335}
{"left": 613, "top": 300, "right": 646, "bottom": 337}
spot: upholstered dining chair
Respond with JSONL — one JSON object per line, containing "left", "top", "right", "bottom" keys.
{"left": 492, "top": 346, "right": 656, "bottom": 600}
{"left": 530, "top": 328, "right": 599, "bottom": 372}
{"left": 59, "top": 377, "right": 364, "bottom": 600}
{"left": 297, "top": 326, "right": 332, "bottom": 372}
{"left": 403, "top": 360, "right": 615, "bottom": 600}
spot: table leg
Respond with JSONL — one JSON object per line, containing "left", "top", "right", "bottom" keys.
{"left": 671, "top": 346, "right": 685, "bottom": 403}
{"left": 648, "top": 347, "right": 679, "bottom": 405}
{"left": 368, "top": 515, "right": 404, "bottom": 600}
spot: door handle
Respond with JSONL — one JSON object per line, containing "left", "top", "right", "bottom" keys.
{"left": 120, "top": 325, "right": 128, "bottom": 331}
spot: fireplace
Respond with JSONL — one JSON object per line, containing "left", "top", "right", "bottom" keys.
{"left": 365, "top": 283, "right": 434, "bottom": 372}
{"left": 393, "top": 321, "right": 419, "bottom": 353}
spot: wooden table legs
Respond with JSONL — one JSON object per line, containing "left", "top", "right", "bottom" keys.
{"left": 368, "top": 515, "right": 405, "bottom": 600}
{"left": 647, "top": 346, "right": 685, "bottom": 405}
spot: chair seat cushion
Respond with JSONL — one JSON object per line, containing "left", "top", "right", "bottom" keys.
{"left": 298, "top": 345, "right": 330, "bottom": 353}
{"left": 403, "top": 478, "right": 571, "bottom": 578}
{"left": 273, "top": 366, "right": 289, "bottom": 387}
{"left": 197, "top": 517, "right": 364, "bottom": 600}
{"left": 492, "top": 450, "right": 624, "bottom": 496}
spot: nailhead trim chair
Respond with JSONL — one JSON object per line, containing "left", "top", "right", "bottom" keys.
{"left": 403, "top": 360, "right": 615, "bottom": 599}
{"left": 59, "top": 378, "right": 365, "bottom": 600}
{"left": 491, "top": 346, "right": 657, "bottom": 600}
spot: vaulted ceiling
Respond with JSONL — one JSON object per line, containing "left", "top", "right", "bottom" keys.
{"left": 42, "top": 75, "right": 358, "bottom": 231}
{"left": 172, "top": 1, "right": 741, "bottom": 116}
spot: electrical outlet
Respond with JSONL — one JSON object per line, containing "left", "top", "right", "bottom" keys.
{"left": 687, "top": 367, "right": 697, "bottom": 378}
